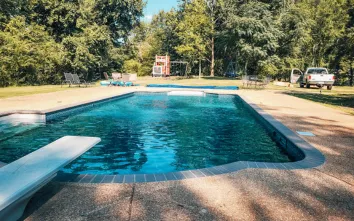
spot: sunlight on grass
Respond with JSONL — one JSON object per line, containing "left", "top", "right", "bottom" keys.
{"left": 0, "top": 85, "right": 78, "bottom": 99}
{"left": 285, "top": 88, "right": 354, "bottom": 115}
{"left": 136, "top": 76, "right": 244, "bottom": 87}
{"left": 1, "top": 77, "right": 354, "bottom": 115}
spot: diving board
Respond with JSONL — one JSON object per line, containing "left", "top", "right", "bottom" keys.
{"left": 0, "top": 136, "right": 101, "bottom": 221}
{"left": 0, "top": 162, "right": 6, "bottom": 168}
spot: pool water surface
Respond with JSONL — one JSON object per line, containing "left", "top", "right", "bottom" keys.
{"left": 0, "top": 93, "right": 291, "bottom": 175}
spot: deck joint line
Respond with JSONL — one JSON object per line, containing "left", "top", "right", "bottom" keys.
{"left": 128, "top": 184, "right": 135, "bottom": 221}
{"left": 314, "top": 168, "right": 354, "bottom": 187}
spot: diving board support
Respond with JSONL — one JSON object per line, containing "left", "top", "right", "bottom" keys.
{"left": 0, "top": 136, "right": 101, "bottom": 221}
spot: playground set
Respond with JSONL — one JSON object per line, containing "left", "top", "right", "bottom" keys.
{"left": 152, "top": 55, "right": 188, "bottom": 77}
{"left": 153, "top": 55, "right": 170, "bottom": 77}
{"left": 152, "top": 55, "right": 238, "bottom": 78}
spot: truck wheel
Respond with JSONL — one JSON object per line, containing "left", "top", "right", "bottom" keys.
{"left": 327, "top": 85, "right": 333, "bottom": 90}
{"left": 306, "top": 83, "right": 310, "bottom": 88}
{"left": 300, "top": 83, "right": 304, "bottom": 88}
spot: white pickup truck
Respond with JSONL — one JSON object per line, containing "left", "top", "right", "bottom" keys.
{"left": 293, "top": 68, "right": 335, "bottom": 90}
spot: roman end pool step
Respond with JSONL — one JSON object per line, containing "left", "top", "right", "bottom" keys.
{"left": 0, "top": 136, "right": 101, "bottom": 221}
{"left": 167, "top": 91, "right": 205, "bottom": 97}
{"left": 0, "top": 114, "right": 45, "bottom": 142}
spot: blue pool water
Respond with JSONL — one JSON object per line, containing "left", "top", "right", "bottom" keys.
{"left": 0, "top": 93, "right": 291, "bottom": 175}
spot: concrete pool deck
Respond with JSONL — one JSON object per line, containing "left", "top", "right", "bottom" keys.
{"left": 0, "top": 87, "right": 353, "bottom": 220}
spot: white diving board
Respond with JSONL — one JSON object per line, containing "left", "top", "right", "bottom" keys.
{"left": 0, "top": 162, "right": 6, "bottom": 168}
{"left": 0, "top": 136, "right": 101, "bottom": 221}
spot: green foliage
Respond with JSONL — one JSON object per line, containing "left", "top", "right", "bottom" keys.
{"left": 222, "top": 0, "right": 281, "bottom": 75}
{"left": 301, "top": 0, "right": 348, "bottom": 67}
{"left": 0, "top": 0, "right": 26, "bottom": 28}
{"left": 0, "top": 0, "right": 144, "bottom": 87}
{"left": 175, "top": 0, "right": 211, "bottom": 63}
{"left": 94, "top": 0, "right": 145, "bottom": 42}
{"left": 1, "top": 0, "right": 354, "bottom": 86}
{"left": 0, "top": 16, "right": 64, "bottom": 86}
{"left": 123, "top": 59, "right": 141, "bottom": 74}
{"left": 128, "top": 10, "right": 181, "bottom": 76}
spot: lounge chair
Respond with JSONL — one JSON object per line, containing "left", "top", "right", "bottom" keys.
{"left": 122, "top": 74, "right": 137, "bottom": 86}
{"left": 62, "top": 73, "right": 88, "bottom": 87}
{"left": 101, "top": 72, "right": 112, "bottom": 86}
{"left": 128, "top": 73, "right": 138, "bottom": 82}
{"left": 72, "top": 74, "right": 92, "bottom": 87}
{"left": 111, "top": 80, "right": 125, "bottom": 87}
{"left": 0, "top": 136, "right": 101, "bottom": 221}
{"left": 61, "top": 73, "right": 74, "bottom": 87}
{"left": 112, "top": 73, "right": 122, "bottom": 81}
{"left": 111, "top": 73, "right": 124, "bottom": 86}
{"left": 103, "top": 72, "right": 112, "bottom": 81}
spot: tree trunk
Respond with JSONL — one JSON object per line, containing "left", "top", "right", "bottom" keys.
{"left": 210, "top": 37, "right": 215, "bottom": 77}
{"left": 199, "top": 59, "right": 202, "bottom": 79}
{"left": 350, "top": 65, "right": 353, "bottom": 87}
{"left": 244, "top": 60, "right": 248, "bottom": 76}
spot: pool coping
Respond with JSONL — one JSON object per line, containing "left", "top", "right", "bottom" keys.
{"left": 0, "top": 91, "right": 136, "bottom": 118}
{"left": 0, "top": 90, "right": 326, "bottom": 184}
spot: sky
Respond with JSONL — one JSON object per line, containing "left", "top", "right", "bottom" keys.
{"left": 143, "top": 0, "right": 179, "bottom": 22}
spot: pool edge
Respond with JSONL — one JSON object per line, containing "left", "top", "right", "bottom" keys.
{"left": 1, "top": 90, "right": 326, "bottom": 184}
{"left": 53, "top": 91, "right": 326, "bottom": 184}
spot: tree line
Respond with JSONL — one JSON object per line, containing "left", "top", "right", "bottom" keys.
{"left": 0, "top": 0, "right": 144, "bottom": 87}
{"left": 1, "top": 0, "right": 354, "bottom": 87}
{"left": 128, "top": 0, "right": 354, "bottom": 86}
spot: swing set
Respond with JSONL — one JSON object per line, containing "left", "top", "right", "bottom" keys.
{"left": 171, "top": 61, "right": 188, "bottom": 77}
{"left": 224, "top": 61, "right": 238, "bottom": 78}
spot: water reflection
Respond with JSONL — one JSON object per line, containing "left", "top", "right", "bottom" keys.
{"left": 0, "top": 94, "right": 291, "bottom": 174}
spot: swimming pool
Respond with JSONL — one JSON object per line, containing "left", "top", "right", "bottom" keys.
{"left": 0, "top": 93, "right": 293, "bottom": 176}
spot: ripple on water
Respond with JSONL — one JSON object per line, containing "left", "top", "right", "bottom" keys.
{"left": 0, "top": 94, "right": 291, "bottom": 174}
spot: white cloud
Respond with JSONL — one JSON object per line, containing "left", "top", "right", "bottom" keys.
{"left": 143, "top": 15, "right": 153, "bottom": 22}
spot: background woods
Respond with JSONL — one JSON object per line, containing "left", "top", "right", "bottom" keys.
{"left": 1, "top": 0, "right": 354, "bottom": 86}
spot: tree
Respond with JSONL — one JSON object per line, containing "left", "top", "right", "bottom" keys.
{"left": 175, "top": 0, "right": 224, "bottom": 76}
{"left": 175, "top": 0, "right": 212, "bottom": 74}
{"left": 0, "top": 0, "right": 26, "bottom": 28}
{"left": 274, "top": 3, "right": 312, "bottom": 79}
{"left": 128, "top": 10, "right": 181, "bottom": 76}
{"left": 0, "top": 16, "right": 64, "bottom": 86}
{"left": 205, "top": 0, "right": 224, "bottom": 77}
{"left": 330, "top": 0, "right": 354, "bottom": 86}
{"left": 222, "top": 0, "right": 280, "bottom": 76}
{"left": 300, "top": 0, "right": 348, "bottom": 67}
{"left": 94, "top": 0, "right": 145, "bottom": 43}
{"left": 0, "top": 0, "right": 145, "bottom": 87}
{"left": 3, "top": 0, "right": 354, "bottom": 86}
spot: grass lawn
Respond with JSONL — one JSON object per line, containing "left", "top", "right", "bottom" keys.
{"left": 136, "top": 76, "right": 244, "bottom": 87}
{"left": 1, "top": 77, "right": 353, "bottom": 115}
{"left": 138, "top": 76, "right": 354, "bottom": 114}
{"left": 283, "top": 86, "right": 354, "bottom": 115}
{"left": 0, "top": 85, "right": 82, "bottom": 99}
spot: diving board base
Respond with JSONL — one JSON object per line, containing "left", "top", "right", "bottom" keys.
{"left": 0, "top": 173, "right": 56, "bottom": 221}
{"left": 0, "top": 136, "right": 101, "bottom": 221}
